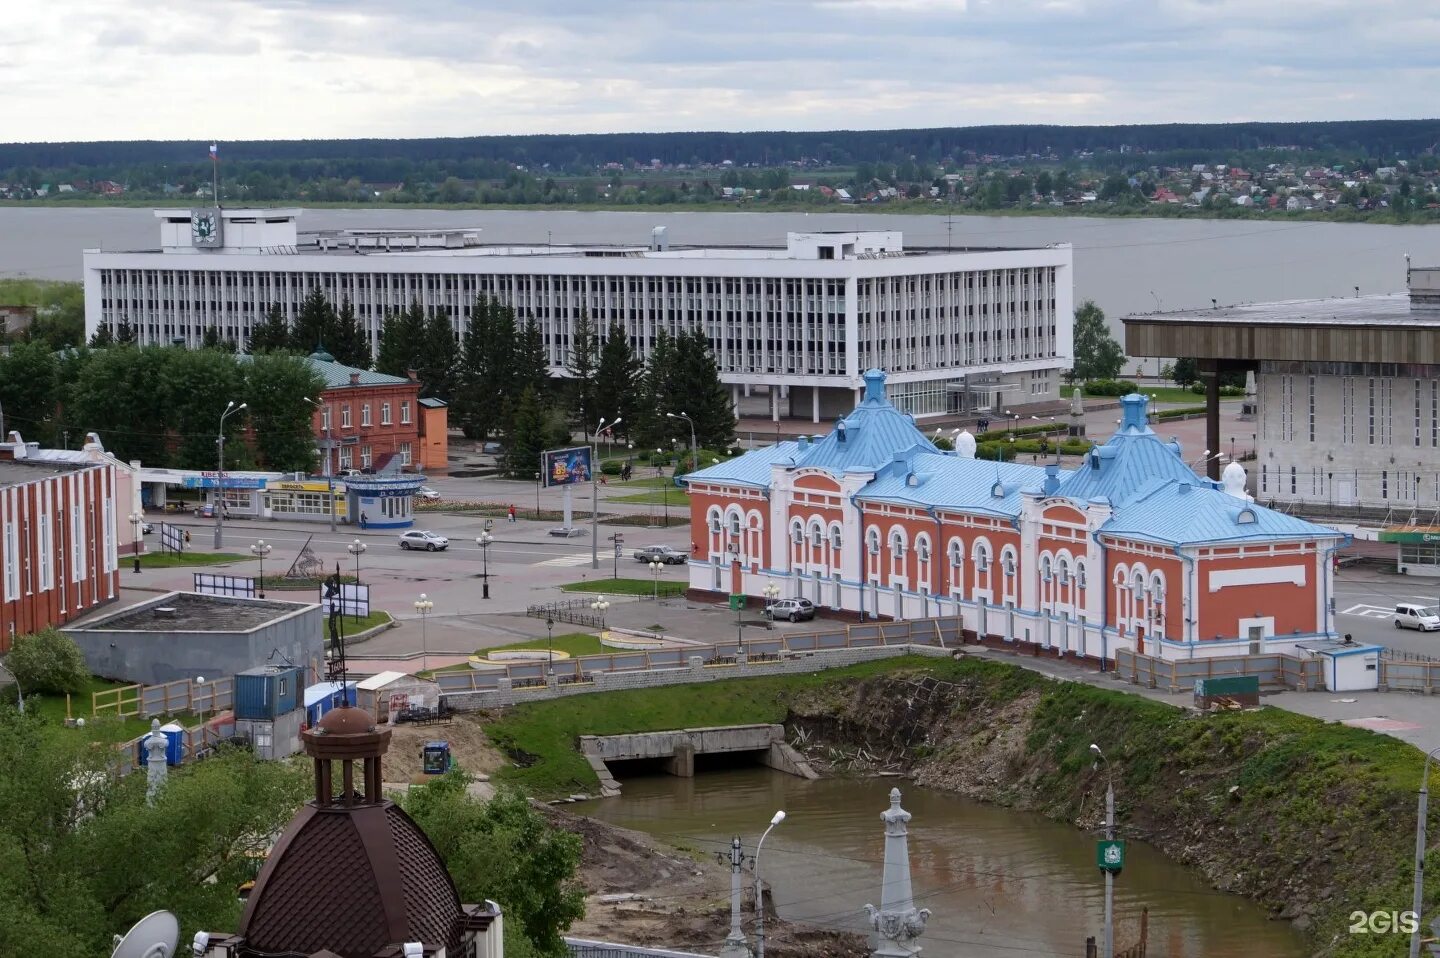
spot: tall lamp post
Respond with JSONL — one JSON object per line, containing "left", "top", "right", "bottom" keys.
{"left": 649, "top": 559, "right": 664, "bottom": 601}
{"left": 129, "top": 512, "right": 144, "bottom": 573}
{"left": 476, "top": 532, "right": 493, "bottom": 600}
{"left": 250, "top": 539, "right": 272, "bottom": 599}
{"left": 1090, "top": 743, "right": 1117, "bottom": 958}
{"left": 545, "top": 614, "right": 556, "bottom": 678}
{"left": 414, "top": 593, "right": 433, "bottom": 673}
{"left": 755, "top": 809, "right": 786, "bottom": 958}
{"left": 667, "top": 411, "right": 698, "bottom": 473}
{"left": 596, "top": 416, "right": 623, "bottom": 465}
{"left": 763, "top": 581, "right": 780, "bottom": 629}
{"left": 534, "top": 471, "right": 542, "bottom": 519}
{"left": 347, "top": 539, "right": 366, "bottom": 584}
{"left": 214, "top": 400, "right": 247, "bottom": 549}
{"left": 591, "top": 595, "right": 610, "bottom": 633}
{"left": 1409, "top": 746, "right": 1440, "bottom": 957}
{"left": 306, "top": 397, "right": 337, "bottom": 532}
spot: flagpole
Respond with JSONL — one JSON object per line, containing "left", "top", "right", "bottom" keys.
{"left": 210, "top": 143, "right": 219, "bottom": 205}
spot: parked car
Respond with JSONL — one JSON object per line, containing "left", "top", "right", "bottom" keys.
{"left": 399, "top": 530, "right": 450, "bottom": 551}
{"left": 414, "top": 486, "right": 441, "bottom": 501}
{"left": 765, "top": 597, "right": 816, "bottom": 622}
{"left": 194, "top": 503, "right": 224, "bottom": 519}
{"left": 140, "top": 521, "right": 154, "bottom": 534}
{"left": 1394, "top": 603, "right": 1440, "bottom": 631}
{"left": 633, "top": 545, "right": 687, "bottom": 564}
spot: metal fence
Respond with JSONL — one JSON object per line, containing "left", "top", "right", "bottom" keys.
{"left": 565, "top": 938, "right": 714, "bottom": 958}
{"left": 526, "top": 598, "right": 605, "bottom": 628}
{"left": 193, "top": 572, "right": 256, "bottom": 598}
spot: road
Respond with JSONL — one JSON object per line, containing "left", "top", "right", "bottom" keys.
{"left": 1333, "top": 568, "right": 1440, "bottom": 658}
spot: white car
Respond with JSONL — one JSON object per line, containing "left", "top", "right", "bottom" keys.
{"left": 414, "top": 487, "right": 441, "bottom": 501}
{"left": 399, "top": 530, "right": 449, "bottom": 552}
{"left": 1394, "top": 603, "right": 1440, "bottom": 631}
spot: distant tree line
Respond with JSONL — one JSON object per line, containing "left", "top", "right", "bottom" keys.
{"left": 5, "top": 121, "right": 1440, "bottom": 181}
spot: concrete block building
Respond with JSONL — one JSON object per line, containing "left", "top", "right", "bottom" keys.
{"left": 684, "top": 370, "right": 1347, "bottom": 662}
{"left": 83, "top": 209, "right": 1074, "bottom": 421}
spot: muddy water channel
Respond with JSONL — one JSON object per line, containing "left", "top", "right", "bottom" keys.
{"left": 577, "top": 769, "right": 1305, "bottom": 958}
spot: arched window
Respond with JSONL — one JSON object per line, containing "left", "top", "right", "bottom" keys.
{"left": 829, "top": 523, "right": 843, "bottom": 551}
{"left": 1150, "top": 573, "right": 1165, "bottom": 603}
{"left": 1132, "top": 570, "right": 1145, "bottom": 600}
{"left": 1057, "top": 557, "right": 1070, "bottom": 585}
{"left": 809, "top": 521, "right": 824, "bottom": 549}
{"left": 1001, "top": 548, "right": 1017, "bottom": 578}
{"left": 866, "top": 527, "right": 881, "bottom": 555}
{"left": 728, "top": 511, "right": 743, "bottom": 537}
{"left": 972, "top": 540, "right": 991, "bottom": 571}
{"left": 1075, "top": 561, "right": 1088, "bottom": 591}
{"left": 790, "top": 519, "right": 804, "bottom": 545}
{"left": 708, "top": 508, "right": 723, "bottom": 534}
{"left": 1040, "top": 554, "right": 1053, "bottom": 582}
{"left": 890, "top": 530, "right": 907, "bottom": 558}
{"left": 949, "top": 539, "right": 964, "bottom": 568}
{"left": 915, "top": 536, "right": 931, "bottom": 562}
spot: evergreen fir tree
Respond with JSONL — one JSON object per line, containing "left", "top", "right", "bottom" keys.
{"left": 566, "top": 309, "right": 600, "bottom": 433}
{"left": 675, "top": 327, "right": 735, "bottom": 456}
{"left": 514, "top": 315, "right": 550, "bottom": 402}
{"left": 375, "top": 300, "right": 427, "bottom": 377}
{"left": 418, "top": 308, "right": 457, "bottom": 400}
{"left": 634, "top": 329, "right": 680, "bottom": 448}
{"left": 115, "top": 319, "right": 136, "bottom": 345}
{"left": 593, "top": 323, "right": 640, "bottom": 439}
{"left": 248, "top": 304, "right": 292, "bottom": 353}
{"left": 290, "top": 288, "right": 337, "bottom": 354}
{"left": 331, "top": 298, "right": 370, "bottom": 368}
{"left": 87, "top": 324, "right": 114, "bottom": 348}
{"left": 200, "top": 326, "right": 224, "bottom": 350}
{"left": 502, "top": 386, "right": 550, "bottom": 479}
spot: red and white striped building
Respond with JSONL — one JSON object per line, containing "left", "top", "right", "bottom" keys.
{"left": 684, "top": 370, "right": 1348, "bottom": 663}
{"left": 0, "top": 458, "right": 120, "bottom": 651}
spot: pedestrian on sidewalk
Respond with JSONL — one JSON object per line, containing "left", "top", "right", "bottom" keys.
{"left": 507, "top": 504, "right": 516, "bottom": 522}
{"left": 359, "top": 512, "right": 368, "bottom": 531}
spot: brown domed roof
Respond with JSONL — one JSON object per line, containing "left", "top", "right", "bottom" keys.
{"left": 315, "top": 704, "right": 376, "bottom": 736}
{"left": 237, "top": 802, "right": 464, "bottom": 958}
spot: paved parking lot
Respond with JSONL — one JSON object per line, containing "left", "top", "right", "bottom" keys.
{"left": 1333, "top": 569, "right": 1440, "bottom": 657}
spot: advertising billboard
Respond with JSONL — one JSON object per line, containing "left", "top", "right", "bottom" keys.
{"left": 542, "top": 446, "right": 593, "bottom": 488}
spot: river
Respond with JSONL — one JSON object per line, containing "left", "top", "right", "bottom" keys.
{"left": 576, "top": 769, "right": 1305, "bottom": 958}
{"left": 3, "top": 206, "right": 1440, "bottom": 345}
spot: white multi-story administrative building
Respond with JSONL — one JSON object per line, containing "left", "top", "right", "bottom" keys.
{"left": 82, "top": 208, "right": 1074, "bottom": 421}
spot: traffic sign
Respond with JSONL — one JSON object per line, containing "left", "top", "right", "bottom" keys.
{"left": 1097, "top": 839, "right": 1125, "bottom": 873}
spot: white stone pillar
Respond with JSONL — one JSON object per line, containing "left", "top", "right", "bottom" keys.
{"left": 812, "top": 388, "right": 821, "bottom": 424}
{"left": 865, "top": 787, "right": 930, "bottom": 957}
{"left": 145, "top": 718, "right": 169, "bottom": 804}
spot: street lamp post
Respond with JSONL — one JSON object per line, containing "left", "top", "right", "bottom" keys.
{"left": 763, "top": 581, "right": 781, "bottom": 630}
{"left": 1410, "top": 746, "right": 1440, "bottom": 957}
{"left": 214, "top": 400, "right": 248, "bottom": 549}
{"left": 649, "top": 559, "right": 663, "bottom": 601}
{"left": 476, "top": 532, "right": 493, "bottom": 600}
{"left": 591, "top": 595, "right": 610, "bottom": 633}
{"left": 546, "top": 614, "right": 555, "bottom": 678}
{"left": 1091, "top": 743, "right": 1116, "bottom": 958}
{"left": 250, "top": 539, "right": 272, "bottom": 599}
{"left": 755, "top": 810, "right": 787, "bottom": 958}
{"left": 414, "top": 594, "right": 434, "bottom": 673}
{"left": 347, "top": 539, "right": 367, "bottom": 623}
{"left": 666, "top": 411, "right": 697, "bottom": 474}
{"left": 534, "top": 472, "right": 542, "bottom": 519}
{"left": 307, "top": 397, "right": 337, "bottom": 532}
{"left": 129, "top": 512, "right": 144, "bottom": 573}
{"left": 195, "top": 676, "right": 208, "bottom": 727}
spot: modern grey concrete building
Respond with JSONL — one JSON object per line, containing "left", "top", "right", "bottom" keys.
{"left": 83, "top": 209, "right": 1074, "bottom": 421}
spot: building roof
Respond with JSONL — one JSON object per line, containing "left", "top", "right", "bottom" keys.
{"left": 305, "top": 356, "right": 414, "bottom": 390}
{"left": 418, "top": 397, "right": 448, "bottom": 408}
{"left": 0, "top": 458, "right": 89, "bottom": 488}
{"left": 1056, "top": 396, "right": 1192, "bottom": 508}
{"left": 856, "top": 453, "right": 1052, "bottom": 519}
{"left": 74, "top": 592, "right": 311, "bottom": 632}
{"left": 791, "top": 370, "right": 939, "bottom": 473}
{"left": 1097, "top": 479, "right": 1343, "bottom": 546}
{"left": 686, "top": 441, "right": 803, "bottom": 488}
{"left": 356, "top": 670, "right": 410, "bottom": 690}
{"left": 1126, "top": 293, "right": 1429, "bottom": 329}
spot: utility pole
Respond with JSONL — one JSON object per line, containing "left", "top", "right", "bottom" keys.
{"left": 719, "top": 836, "right": 751, "bottom": 958}
{"left": 1410, "top": 746, "right": 1440, "bottom": 958}
{"left": 1104, "top": 774, "right": 1115, "bottom": 958}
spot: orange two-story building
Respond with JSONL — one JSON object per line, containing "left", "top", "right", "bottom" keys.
{"left": 685, "top": 370, "right": 1348, "bottom": 664}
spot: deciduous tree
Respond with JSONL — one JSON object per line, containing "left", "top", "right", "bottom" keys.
{"left": 1071, "top": 300, "right": 1125, "bottom": 382}
{"left": 244, "top": 354, "right": 325, "bottom": 471}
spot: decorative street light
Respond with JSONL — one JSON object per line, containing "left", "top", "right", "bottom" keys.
{"left": 755, "top": 810, "right": 787, "bottom": 958}
{"left": 763, "top": 581, "right": 781, "bottom": 629}
{"left": 128, "top": 512, "right": 144, "bottom": 573}
{"left": 414, "top": 593, "right": 434, "bottom": 673}
{"left": 1090, "top": 744, "right": 1118, "bottom": 958}
{"left": 596, "top": 416, "right": 623, "bottom": 462}
{"left": 591, "top": 595, "right": 610, "bottom": 632}
{"left": 347, "top": 538, "right": 367, "bottom": 584}
{"left": 214, "top": 400, "right": 248, "bottom": 549}
{"left": 250, "top": 539, "right": 272, "bottom": 599}
{"left": 476, "top": 532, "right": 494, "bottom": 600}
{"left": 195, "top": 676, "right": 208, "bottom": 727}
{"left": 649, "top": 559, "right": 664, "bottom": 601}
{"left": 666, "top": 411, "right": 698, "bottom": 473}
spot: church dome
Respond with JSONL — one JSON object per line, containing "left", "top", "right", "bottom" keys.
{"left": 237, "top": 802, "right": 465, "bottom": 958}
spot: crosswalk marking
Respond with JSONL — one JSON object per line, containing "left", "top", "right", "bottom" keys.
{"left": 537, "top": 553, "right": 596, "bottom": 568}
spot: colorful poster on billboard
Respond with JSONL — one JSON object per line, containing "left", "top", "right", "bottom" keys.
{"left": 543, "top": 446, "right": 592, "bottom": 487}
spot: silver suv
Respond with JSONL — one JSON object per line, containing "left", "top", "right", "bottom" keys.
{"left": 765, "top": 597, "right": 816, "bottom": 622}
{"left": 398, "top": 530, "right": 450, "bottom": 551}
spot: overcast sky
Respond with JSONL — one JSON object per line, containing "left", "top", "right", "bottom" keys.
{"left": 6, "top": 0, "right": 1439, "bottom": 142}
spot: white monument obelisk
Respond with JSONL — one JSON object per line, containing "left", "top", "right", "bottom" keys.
{"left": 145, "top": 718, "right": 169, "bottom": 803}
{"left": 864, "top": 788, "right": 930, "bottom": 957}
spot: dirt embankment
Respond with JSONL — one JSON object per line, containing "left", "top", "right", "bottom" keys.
{"left": 783, "top": 658, "right": 1423, "bottom": 957}
{"left": 541, "top": 804, "right": 868, "bottom": 958}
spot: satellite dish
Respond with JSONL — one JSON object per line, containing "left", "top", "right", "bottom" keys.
{"left": 111, "top": 910, "right": 180, "bottom": 958}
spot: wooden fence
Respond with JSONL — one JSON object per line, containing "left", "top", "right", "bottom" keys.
{"left": 94, "top": 677, "right": 234, "bottom": 719}
{"left": 1115, "top": 649, "right": 1322, "bottom": 693}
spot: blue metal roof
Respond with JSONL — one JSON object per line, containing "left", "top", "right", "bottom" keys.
{"left": 684, "top": 441, "right": 800, "bottom": 488}
{"left": 1057, "top": 394, "right": 1194, "bottom": 508}
{"left": 1099, "top": 480, "right": 1344, "bottom": 545}
{"left": 857, "top": 453, "right": 1057, "bottom": 519}
{"left": 790, "top": 370, "right": 939, "bottom": 474}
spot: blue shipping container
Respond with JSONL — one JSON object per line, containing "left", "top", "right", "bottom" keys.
{"left": 234, "top": 666, "right": 302, "bottom": 720}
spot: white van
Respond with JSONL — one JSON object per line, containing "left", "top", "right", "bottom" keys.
{"left": 1394, "top": 603, "right": 1440, "bottom": 632}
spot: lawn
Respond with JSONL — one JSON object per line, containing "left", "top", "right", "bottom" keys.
{"left": 607, "top": 489, "right": 691, "bottom": 506}
{"left": 1084, "top": 385, "right": 1242, "bottom": 405}
{"left": 485, "top": 655, "right": 947, "bottom": 796}
{"left": 559, "top": 577, "right": 681, "bottom": 596}
{"left": 137, "top": 551, "right": 247, "bottom": 568}
{"left": 23, "top": 676, "right": 195, "bottom": 742}
{"left": 330, "top": 609, "right": 393, "bottom": 635}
